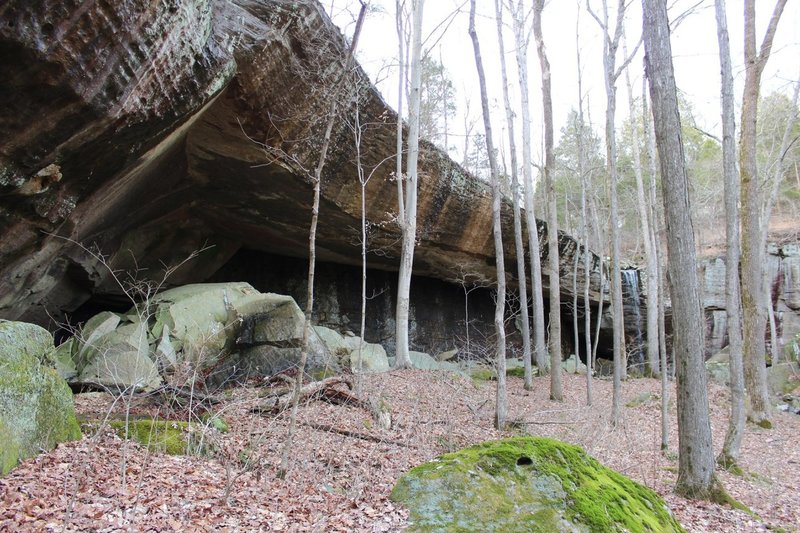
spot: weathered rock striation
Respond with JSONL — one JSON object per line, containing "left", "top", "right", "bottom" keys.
{"left": 700, "top": 242, "right": 800, "bottom": 360}
{"left": 0, "top": 1, "right": 607, "bottom": 354}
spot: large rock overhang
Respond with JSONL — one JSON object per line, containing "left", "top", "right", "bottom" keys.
{"left": 0, "top": 0, "right": 604, "bottom": 329}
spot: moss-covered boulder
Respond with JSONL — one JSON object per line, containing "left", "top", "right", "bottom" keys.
{"left": 391, "top": 437, "right": 684, "bottom": 532}
{"left": 0, "top": 320, "right": 82, "bottom": 475}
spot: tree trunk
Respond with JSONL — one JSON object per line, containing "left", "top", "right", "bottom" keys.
{"left": 494, "top": 0, "right": 532, "bottom": 389}
{"left": 623, "top": 37, "right": 659, "bottom": 377}
{"left": 280, "top": 3, "right": 368, "bottom": 478}
{"left": 354, "top": 106, "right": 367, "bottom": 396}
{"left": 511, "top": 0, "right": 548, "bottom": 374}
{"left": 469, "top": 0, "right": 507, "bottom": 430}
{"left": 714, "top": 0, "right": 745, "bottom": 469}
{"left": 533, "top": 0, "right": 562, "bottom": 400}
{"left": 395, "top": 0, "right": 425, "bottom": 369}
{"left": 588, "top": 0, "right": 627, "bottom": 425}
{"left": 643, "top": 87, "right": 669, "bottom": 449}
{"left": 642, "top": 0, "right": 717, "bottom": 498}
{"left": 575, "top": 10, "right": 593, "bottom": 403}
{"left": 739, "top": 0, "right": 787, "bottom": 427}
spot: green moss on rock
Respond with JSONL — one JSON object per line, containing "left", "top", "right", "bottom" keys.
{"left": 0, "top": 321, "right": 82, "bottom": 476}
{"left": 391, "top": 437, "right": 685, "bottom": 533}
{"left": 110, "top": 418, "right": 200, "bottom": 455}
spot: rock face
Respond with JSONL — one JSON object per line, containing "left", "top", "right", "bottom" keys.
{"left": 700, "top": 243, "right": 800, "bottom": 360}
{"left": 0, "top": 0, "right": 608, "bottom": 358}
{"left": 391, "top": 437, "right": 684, "bottom": 532}
{"left": 0, "top": 320, "right": 82, "bottom": 475}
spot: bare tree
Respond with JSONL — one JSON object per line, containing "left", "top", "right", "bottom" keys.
{"left": 642, "top": 83, "right": 670, "bottom": 449}
{"left": 587, "top": 0, "right": 640, "bottom": 425}
{"left": 739, "top": 0, "right": 788, "bottom": 427}
{"left": 395, "top": 0, "right": 425, "bottom": 369}
{"left": 714, "top": 0, "right": 745, "bottom": 471}
{"left": 280, "top": 1, "right": 368, "bottom": 478}
{"left": 509, "top": 0, "right": 548, "bottom": 375}
{"left": 574, "top": 0, "right": 594, "bottom": 405}
{"left": 350, "top": 103, "right": 396, "bottom": 394}
{"left": 469, "top": 0, "right": 508, "bottom": 430}
{"left": 533, "top": 0, "right": 563, "bottom": 400}
{"left": 642, "top": 0, "right": 717, "bottom": 498}
{"left": 623, "top": 35, "right": 659, "bottom": 377}
{"left": 494, "top": 0, "right": 532, "bottom": 389}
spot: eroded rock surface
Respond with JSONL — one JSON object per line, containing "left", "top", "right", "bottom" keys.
{"left": 700, "top": 243, "right": 800, "bottom": 359}
{"left": 0, "top": 0, "right": 604, "bottom": 347}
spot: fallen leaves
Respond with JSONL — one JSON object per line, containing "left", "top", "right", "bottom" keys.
{"left": 0, "top": 371, "right": 798, "bottom": 531}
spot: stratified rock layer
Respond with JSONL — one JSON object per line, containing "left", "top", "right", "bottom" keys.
{"left": 0, "top": 1, "right": 604, "bottom": 337}
{"left": 700, "top": 243, "right": 800, "bottom": 359}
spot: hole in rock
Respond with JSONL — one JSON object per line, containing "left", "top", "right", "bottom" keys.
{"left": 516, "top": 457, "right": 533, "bottom": 466}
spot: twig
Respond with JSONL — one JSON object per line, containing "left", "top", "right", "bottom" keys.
{"left": 300, "top": 421, "right": 410, "bottom": 447}
{"left": 516, "top": 420, "right": 582, "bottom": 425}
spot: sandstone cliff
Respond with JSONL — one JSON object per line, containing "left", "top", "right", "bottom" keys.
{"left": 0, "top": 0, "right": 604, "bottom": 332}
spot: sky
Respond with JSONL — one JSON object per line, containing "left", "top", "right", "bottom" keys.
{"left": 325, "top": 0, "right": 800, "bottom": 164}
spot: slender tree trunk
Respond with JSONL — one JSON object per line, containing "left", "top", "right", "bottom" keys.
{"left": 623, "top": 38, "right": 659, "bottom": 377}
{"left": 575, "top": 12, "right": 594, "bottom": 402}
{"left": 511, "top": 0, "right": 548, "bottom": 373}
{"left": 534, "top": 0, "right": 563, "bottom": 400}
{"left": 643, "top": 87, "right": 669, "bottom": 449}
{"left": 354, "top": 107, "right": 367, "bottom": 396}
{"left": 642, "top": 0, "right": 717, "bottom": 498}
{"left": 395, "top": 0, "right": 425, "bottom": 369}
{"left": 469, "top": 0, "right": 507, "bottom": 430}
{"left": 589, "top": 192, "right": 605, "bottom": 371}
{"left": 588, "top": 0, "right": 627, "bottom": 424}
{"left": 657, "top": 227, "right": 669, "bottom": 450}
{"left": 740, "top": 0, "right": 787, "bottom": 427}
{"left": 280, "top": 3, "right": 367, "bottom": 478}
{"left": 713, "top": 0, "right": 745, "bottom": 469}
{"left": 573, "top": 247, "right": 580, "bottom": 371}
{"left": 494, "top": 0, "right": 532, "bottom": 389}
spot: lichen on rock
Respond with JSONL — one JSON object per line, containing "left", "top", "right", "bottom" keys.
{"left": 0, "top": 320, "right": 82, "bottom": 475}
{"left": 391, "top": 436, "right": 685, "bottom": 532}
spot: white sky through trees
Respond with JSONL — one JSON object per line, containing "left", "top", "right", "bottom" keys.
{"left": 326, "top": 0, "right": 799, "bottom": 165}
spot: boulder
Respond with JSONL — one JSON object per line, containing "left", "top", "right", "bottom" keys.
{"left": 148, "top": 282, "right": 254, "bottom": 357}
{"left": 0, "top": 321, "right": 82, "bottom": 475}
{"left": 79, "top": 341, "right": 162, "bottom": 392}
{"left": 52, "top": 338, "right": 78, "bottom": 380}
{"left": 562, "top": 354, "right": 587, "bottom": 375}
{"left": 70, "top": 283, "right": 338, "bottom": 387}
{"left": 409, "top": 351, "right": 441, "bottom": 370}
{"left": 391, "top": 437, "right": 684, "bottom": 532}
{"left": 75, "top": 311, "right": 122, "bottom": 371}
{"left": 436, "top": 348, "right": 458, "bottom": 361}
{"left": 314, "top": 326, "right": 353, "bottom": 360}
{"left": 347, "top": 340, "right": 390, "bottom": 373}
{"left": 705, "top": 360, "right": 730, "bottom": 388}
{"left": 767, "top": 362, "right": 800, "bottom": 396}
{"left": 76, "top": 320, "right": 162, "bottom": 391}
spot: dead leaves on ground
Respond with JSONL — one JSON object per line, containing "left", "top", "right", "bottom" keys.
{"left": 1, "top": 371, "right": 799, "bottom": 531}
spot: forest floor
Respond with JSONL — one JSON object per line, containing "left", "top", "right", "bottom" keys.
{"left": 1, "top": 369, "right": 798, "bottom": 532}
